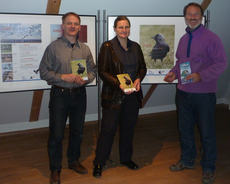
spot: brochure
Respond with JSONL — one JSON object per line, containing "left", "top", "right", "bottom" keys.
{"left": 180, "top": 61, "right": 193, "bottom": 84}
{"left": 71, "top": 59, "right": 88, "bottom": 80}
{"left": 117, "top": 73, "right": 136, "bottom": 92}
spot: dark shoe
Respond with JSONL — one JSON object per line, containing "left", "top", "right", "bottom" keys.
{"left": 120, "top": 160, "right": 139, "bottom": 170}
{"left": 93, "top": 165, "right": 103, "bottom": 178}
{"left": 68, "top": 161, "right": 88, "bottom": 174}
{"left": 50, "top": 170, "right": 61, "bottom": 184}
{"left": 202, "top": 172, "right": 214, "bottom": 184}
{"left": 169, "top": 162, "right": 194, "bottom": 171}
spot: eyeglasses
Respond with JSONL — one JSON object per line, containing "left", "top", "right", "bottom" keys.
{"left": 117, "top": 26, "right": 130, "bottom": 30}
{"left": 186, "top": 13, "right": 201, "bottom": 18}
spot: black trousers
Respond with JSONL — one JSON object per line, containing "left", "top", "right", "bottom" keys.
{"left": 93, "top": 93, "right": 139, "bottom": 166}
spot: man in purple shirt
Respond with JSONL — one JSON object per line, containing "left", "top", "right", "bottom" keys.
{"left": 164, "top": 3, "right": 227, "bottom": 184}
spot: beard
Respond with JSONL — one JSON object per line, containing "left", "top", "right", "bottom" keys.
{"left": 185, "top": 19, "right": 202, "bottom": 30}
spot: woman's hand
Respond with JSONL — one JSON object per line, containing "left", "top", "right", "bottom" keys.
{"left": 119, "top": 84, "right": 134, "bottom": 94}
{"left": 134, "top": 78, "right": 140, "bottom": 92}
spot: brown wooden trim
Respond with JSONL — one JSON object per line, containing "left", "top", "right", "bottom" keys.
{"left": 46, "top": 0, "right": 62, "bottom": 14}
{"left": 201, "top": 0, "right": 212, "bottom": 11}
{"left": 29, "top": 90, "right": 44, "bottom": 122}
{"left": 141, "top": 84, "right": 158, "bottom": 108}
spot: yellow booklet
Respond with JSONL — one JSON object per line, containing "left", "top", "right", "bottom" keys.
{"left": 71, "top": 59, "right": 88, "bottom": 80}
{"left": 117, "top": 74, "right": 136, "bottom": 92}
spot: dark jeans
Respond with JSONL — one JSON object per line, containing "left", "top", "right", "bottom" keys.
{"left": 176, "top": 89, "right": 217, "bottom": 173}
{"left": 48, "top": 87, "right": 86, "bottom": 171}
{"left": 93, "top": 93, "right": 139, "bottom": 166}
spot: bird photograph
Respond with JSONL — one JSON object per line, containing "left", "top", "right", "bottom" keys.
{"left": 71, "top": 59, "right": 88, "bottom": 80}
{"left": 77, "top": 62, "right": 86, "bottom": 75}
{"left": 139, "top": 24, "right": 175, "bottom": 70}
{"left": 149, "top": 33, "right": 170, "bottom": 63}
{"left": 123, "top": 76, "right": 131, "bottom": 86}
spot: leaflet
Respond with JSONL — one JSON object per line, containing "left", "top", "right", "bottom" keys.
{"left": 180, "top": 61, "right": 193, "bottom": 84}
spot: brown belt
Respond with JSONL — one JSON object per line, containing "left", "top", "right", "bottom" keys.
{"left": 52, "top": 85, "right": 84, "bottom": 92}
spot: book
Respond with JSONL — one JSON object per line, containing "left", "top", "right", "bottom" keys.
{"left": 117, "top": 73, "right": 136, "bottom": 92}
{"left": 180, "top": 61, "right": 193, "bottom": 84}
{"left": 71, "top": 59, "right": 88, "bottom": 80}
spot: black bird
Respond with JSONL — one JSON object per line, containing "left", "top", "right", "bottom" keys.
{"left": 149, "top": 33, "right": 170, "bottom": 62}
{"left": 123, "top": 76, "right": 131, "bottom": 86}
{"left": 77, "top": 63, "right": 85, "bottom": 75}
{"left": 33, "top": 69, "right": 39, "bottom": 74}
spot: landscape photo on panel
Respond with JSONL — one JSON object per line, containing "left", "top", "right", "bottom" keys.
{"left": 0, "top": 23, "right": 42, "bottom": 82}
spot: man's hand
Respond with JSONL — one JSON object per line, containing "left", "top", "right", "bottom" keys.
{"left": 61, "top": 74, "right": 86, "bottom": 85}
{"left": 186, "top": 73, "right": 201, "bottom": 83}
{"left": 164, "top": 72, "right": 176, "bottom": 83}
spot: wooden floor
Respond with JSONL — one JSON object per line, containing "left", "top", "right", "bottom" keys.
{"left": 0, "top": 105, "right": 230, "bottom": 184}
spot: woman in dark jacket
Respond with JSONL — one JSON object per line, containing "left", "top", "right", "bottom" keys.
{"left": 93, "top": 16, "right": 147, "bottom": 178}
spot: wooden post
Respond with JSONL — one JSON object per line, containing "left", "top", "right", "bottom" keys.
{"left": 201, "top": 0, "right": 212, "bottom": 12}
{"left": 29, "top": 0, "right": 62, "bottom": 122}
{"left": 29, "top": 90, "right": 44, "bottom": 122}
{"left": 141, "top": 84, "right": 158, "bottom": 108}
{"left": 46, "top": 0, "right": 62, "bottom": 14}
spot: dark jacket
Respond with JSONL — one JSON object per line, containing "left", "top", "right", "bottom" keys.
{"left": 98, "top": 37, "right": 147, "bottom": 110}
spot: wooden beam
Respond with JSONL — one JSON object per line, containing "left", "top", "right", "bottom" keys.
{"left": 29, "top": 0, "right": 62, "bottom": 122}
{"left": 141, "top": 84, "right": 158, "bottom": 108}
{"left": 201, "top": 0, "right": 212, "bottom": 12}
{"left": 46, "top": 0, "right": 62, "bottom": 14}
{"left": 29, "top": 90, "right": 44, "bottom": 122}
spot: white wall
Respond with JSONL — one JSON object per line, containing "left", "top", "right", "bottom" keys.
{"left": 0, "top": 0, "right": 229, "bottom": 133}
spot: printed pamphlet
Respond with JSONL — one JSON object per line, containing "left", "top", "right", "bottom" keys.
{"left": 180, "top": 61, "right": 193, "bottom": 84}
{"left": 71, "top": 59, "right": 88, "bottom": 80}
{"left": 117, "top": 73, "right": 136, "bottom": 92}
